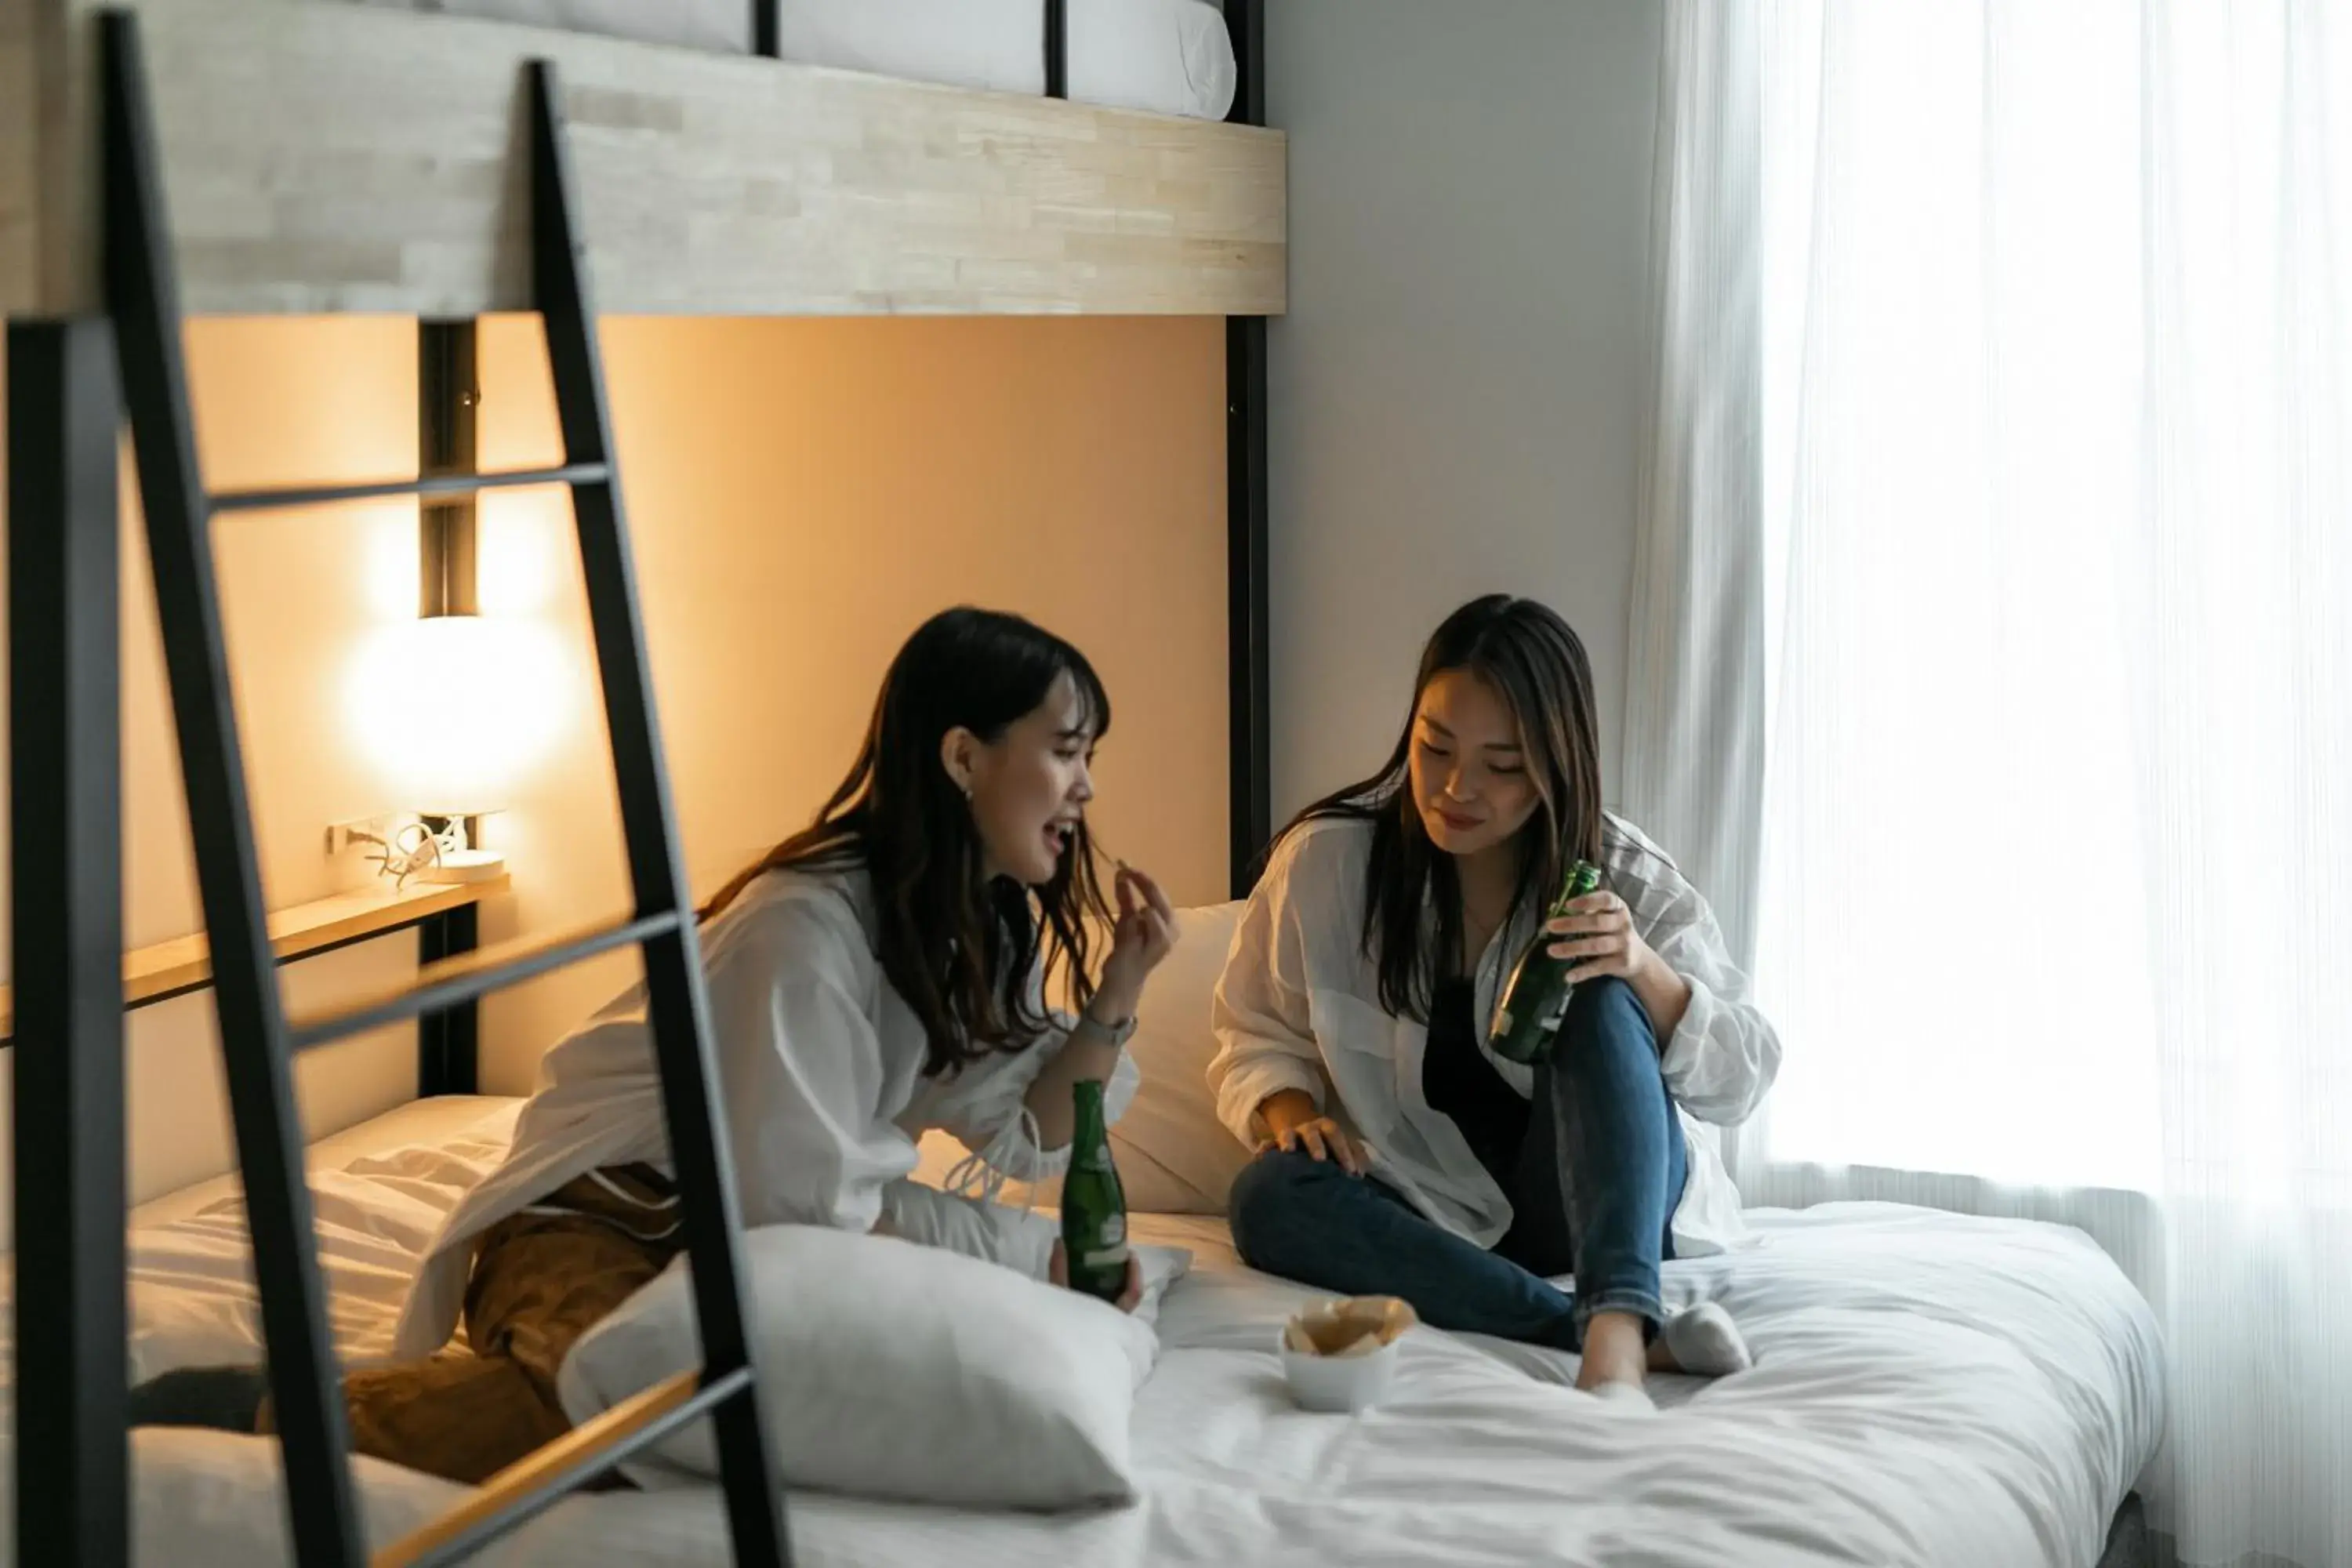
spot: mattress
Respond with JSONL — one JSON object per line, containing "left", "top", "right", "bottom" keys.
{"left": 0, "top": 1100, "right": 2165, "bottom": 1567}
{"left": 339, "top": 0, "right": 1240, "bottom": 121}
{"left": 0, "top": 1094, "right": 525, "bottom": 1382}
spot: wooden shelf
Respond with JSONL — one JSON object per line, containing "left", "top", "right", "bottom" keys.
{"left": 0, "top": 876, "right": 509, "bottom": 1037}
{"left": 7, "top": 0, "right": 1287, "bottom": 320}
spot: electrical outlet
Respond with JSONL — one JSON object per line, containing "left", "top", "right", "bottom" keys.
{"left": 326, "top": 815, "right": 401, "bottom": 855}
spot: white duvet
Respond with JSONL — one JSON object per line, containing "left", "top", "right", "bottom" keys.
{"left": 0, "top": 1100, "right": 2163, "bottom": 1567}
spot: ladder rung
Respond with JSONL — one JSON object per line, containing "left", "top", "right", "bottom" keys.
{"left": 376, "top": 1366, "right": 754, "bottom": 1568}
{"left": 209, "top": 463, "right": 610, "bottom": 514}
{"left": 289, "top": 910, "right": 680, "bottom": 1052}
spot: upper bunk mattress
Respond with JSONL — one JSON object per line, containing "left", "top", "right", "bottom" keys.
{"left": 340, "top": 0, "right": 1240, "bottom": 119}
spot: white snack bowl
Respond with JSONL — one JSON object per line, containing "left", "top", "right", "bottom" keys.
{"left": 1278, "top": 1296, "right": 1417, "bottom": 1414}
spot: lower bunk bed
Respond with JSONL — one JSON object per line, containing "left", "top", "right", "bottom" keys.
{"left": 0, "top": 1017, "right": 2164, "bottom": 1565}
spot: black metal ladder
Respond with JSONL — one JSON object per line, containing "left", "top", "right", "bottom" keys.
{"left": 98, "top": 13, "right": 787, "bottom": 1565}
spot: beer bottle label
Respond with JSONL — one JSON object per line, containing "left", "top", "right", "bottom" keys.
{"left": 1083, "top": 1243, "right": 1131, "bottom": 1272}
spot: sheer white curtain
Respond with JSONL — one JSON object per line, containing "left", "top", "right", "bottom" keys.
{"left": 1635, "top": 4, "right": 2352, "bottom": 1564}
{"left": 1623, "top": 0, "right": 1765, "bottom": 969}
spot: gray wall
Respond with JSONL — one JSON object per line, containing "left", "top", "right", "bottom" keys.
{"left": 1265, "top": 0, "right": 1665, "bottom": 816}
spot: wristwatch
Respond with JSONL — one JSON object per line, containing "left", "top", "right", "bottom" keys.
{"left": 1080, "top": 1004, "right": 1138, "bottom": 1049}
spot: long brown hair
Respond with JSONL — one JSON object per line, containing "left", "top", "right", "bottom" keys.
{"left": 1279, "top": 594, "right": 1604, "bottom": 1022}
{"left": 702, "top": 608, "right": 1113, "bottom": 1076}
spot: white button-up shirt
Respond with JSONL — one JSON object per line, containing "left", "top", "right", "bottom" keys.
{"left": 392, "top": 865, "right": 1138, "bottom": 1359}
{"left": 1207, "top": 813, "right": 1777, "bottom": 1258}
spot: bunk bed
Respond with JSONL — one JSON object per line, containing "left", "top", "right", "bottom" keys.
{"left": 4, "top": 4, "right": 2166, "bottom": 1566}
{"left": 7, "top": 3, "right": 1277, "bottom": 1564}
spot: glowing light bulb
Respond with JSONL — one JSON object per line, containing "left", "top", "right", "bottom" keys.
{"left": 343, "top": 613, "right": 575, "bottom": 816}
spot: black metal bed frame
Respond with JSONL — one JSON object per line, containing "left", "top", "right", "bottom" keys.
{"left": 5, "top": 2, "right": 1272, "bottom": 1564}
{"left": 742, "top": 0, "right": 1275, "bottom": 891}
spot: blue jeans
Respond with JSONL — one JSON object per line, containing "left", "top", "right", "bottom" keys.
{"left": 1228, "top": 976, "right": 1687, "bottom": 1352}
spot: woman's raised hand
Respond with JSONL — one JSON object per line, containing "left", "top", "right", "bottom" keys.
{"left": 1544, "top": 887, "right": 1663, "bottom": 986}
{"left": 1095, "top": 864, "right": 1178, "bottom": 1020}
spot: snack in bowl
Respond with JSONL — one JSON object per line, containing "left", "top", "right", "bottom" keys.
{"left": 1277, "top": 1295, "right": 1418, "bottom": 1413}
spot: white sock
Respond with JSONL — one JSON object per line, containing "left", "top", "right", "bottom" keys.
{"left": 1584, "top": 1379, "right": 1657, "bottom": 1413}
{"left": 1661, "top": 1301, "right": 1753, "bottom": 1377}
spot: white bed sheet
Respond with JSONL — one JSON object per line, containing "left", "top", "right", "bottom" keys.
{"left": 0, "top": 1102, "right": 2165, "bottom": 1567}
{"left": 0, "top": 1094, "right": 524, "bottom": 1383}
{"left": 340, "top": 0, "right": 1240, "bottom": 121}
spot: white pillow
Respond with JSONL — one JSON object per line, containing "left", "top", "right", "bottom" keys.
{"left": 1107, "top": 900, "right": 1254, "bottom": 1211}
{"left": 557, "top": 1225, "right": 1162, "bottom": 1509}
{"left": 914, "top": 902, "right": 1253, "bottom": 1215}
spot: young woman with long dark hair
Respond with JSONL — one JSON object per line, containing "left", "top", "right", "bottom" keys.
{"left": 132, "top": 606, "right": 1179, "bottom": 1480}
{"left": 1210, "top": 595, "right": 1777, "bottom": 1406}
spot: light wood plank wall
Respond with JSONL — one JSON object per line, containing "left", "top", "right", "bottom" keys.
{"left": 6, "top": 0, "right": 1287, "bottom": 319}
{"left": 0, "top": 0, "right": 43, "bottom": 314}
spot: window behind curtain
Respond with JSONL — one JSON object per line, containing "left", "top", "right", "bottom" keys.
{"left": 1752, "top": 0, "right": 2352, "bottom": 1196}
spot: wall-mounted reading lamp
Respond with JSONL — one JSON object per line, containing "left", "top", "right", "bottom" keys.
{"left": 343, "top": 322, "right": 569, "bottom": 889}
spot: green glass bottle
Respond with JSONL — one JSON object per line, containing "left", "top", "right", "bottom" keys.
{"left": 1060, "top": 1079, "right": 1130, "bottom": 1302}
{"left": 1486, "top": 858, "right": 1605, "bottom": 1065}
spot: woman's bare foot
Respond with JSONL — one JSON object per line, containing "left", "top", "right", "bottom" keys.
{"left": 1576, "top": 1308, "right": 1653, "bottom": 1399}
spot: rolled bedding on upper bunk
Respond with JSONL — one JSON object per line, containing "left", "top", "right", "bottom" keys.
{"left": 338, "top": 0, "right": 1240, "bottom": 119}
